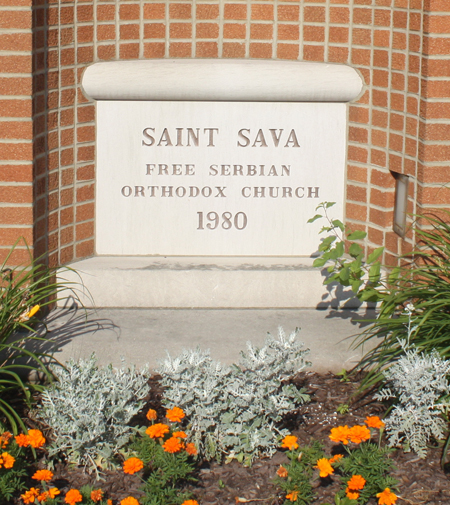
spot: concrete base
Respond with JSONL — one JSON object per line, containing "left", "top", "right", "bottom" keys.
{"left": 57, "top": 256, "right": 360, "bottom": 309}
{"left": 43, "top": 307, "right": 377, "bottom": 374}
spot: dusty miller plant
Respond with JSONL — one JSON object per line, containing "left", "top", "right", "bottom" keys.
{"left": 375, "top": 308, "right": 450, "bottom": 458}
{"left": 157, "top": 327, "right": 311, "bottom": 466}
{"left": 36, "top": 354, "right": 150, "bottom": 473}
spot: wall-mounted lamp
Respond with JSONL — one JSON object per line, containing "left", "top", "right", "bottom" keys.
{"left": 392, "top": 172, "right": 409, "bottom": 237}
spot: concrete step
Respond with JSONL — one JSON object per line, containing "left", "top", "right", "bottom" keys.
{"left": 57, "top": 256, "right": 359, "bottom": 309}
{"left": 45, "top": 307, "right": 377, "bottom": 374}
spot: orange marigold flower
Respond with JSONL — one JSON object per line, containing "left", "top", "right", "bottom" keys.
{"left": 146, "top": 423, "right": 170, "bottom": 439}
{"left": 0, "top": 432, "right": 12, "bottom": 448}
{"left": 286, "top": 490, "right": 299, "bottom": 502}
{"left": 65, "top": 489, "right": 83, "bottom": 505}
{"left": 173, "top": 430, "right": 188, "bottom": 439}
{"left": 91, "top": 489, "right": 104, "bottom": 502}
{"left": 347, "top": 475, "right": 366, "bottom": 490}
{"left": 21, "top": 488, "right": 40, "bottom": 504}
{"left": 0, "top": 451, "right": 15, "bottom": 469}
{"left": 376, "top": 488, "right": 398, "bottom": 505}
{"left": 348, "top": 425, "right": 371, "bottom": 444}
{"left": 315, "top": 458, "right": 334, "bottom": 478}
{"left": 108, "top": 501, "right": 113, "bottom": 505}
{"left": 146, "top": 409, "right": 157, "bottom": 421}
{"left": 365, "top": 416, "right": 385, "bottom": 429}
{"left": 346, "top": 490, "right": 360, "bottom": 500}
{"left": 185, "top": 442, "right": 198, "bottom": 456}
{"left": 276, "top": 465, "right": 288, "bottom": 478}
{"left": 32, "top": 469, "right": 53, "bottom": 482}
{"left": 281, "top": 435, "right": 299, "bottom": 450}
{"left": 329, "top": 454, "right": 343, "bottom": 464}
{"left": 15, "top": 433, "right": 30, "bottom": 447}
{"left": 329, "top": 425, "right": 351, "bottom": 445}
{"left": 163, "top": 436, "right": 183, "bottom": 453}
{"left": 120, "top": 497, "right": 140, "bottom": 505}
{"left": 47, "top": 488, "right": 60, "bottom": 499}
{"left": 123, "top": 457, "right": 144, "bottom": 475}
{"left": 166, "top": 407, "right": 185, "bottom": 423}
{"left": 28, "top": 429, "right": 46, "bottom": 448}
{"left": 181, "top": 501, "right": 199, "bottom": 505}
{"left": 37, "top": 487, "right": 61, "bottom": 502}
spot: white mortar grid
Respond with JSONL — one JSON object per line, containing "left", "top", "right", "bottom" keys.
{"left": 218, "top": 0, "right": 224, "bottom": 57}
{"left": 192, "top": 1, "right": 196, "bottom": 58}
{"left": 245, "top": 0, "right": 250, "bottom": 57}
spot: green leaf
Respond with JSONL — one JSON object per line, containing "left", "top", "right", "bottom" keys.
{"left": 367, "top": 246, "right": 384, "bottom": 264}
{"left": 307, "top": 214, "right": 322, "bottom": 224}
{"left": 329, "top": 241, "right": 345, "bottom": 259}
{"left": 339, "top": 266, "right": 350, "bottom": 283}
{"left": 350, "top": 279, "right": 363, "bottom": 293}
{"left": 313, "top": 257, "right": 328, "bottom": 268}
{"left": 349, "top": 243, "right": 363, "bottom": 258}
{"left": 331, "top": 219, "right": 345, "bottom": 232}
{"left": 347, "top": 230, "right": 366, "bottom": 240}
{"left": 318, "top": 235, "right": 337, "bottom": 251}
{"left": 369, "top": 262, "right": 381, "bottom": 283}
{"left": 325, "top": 202, "right": 336, "bottom": 209}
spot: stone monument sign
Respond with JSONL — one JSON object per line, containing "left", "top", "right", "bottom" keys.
{"left": 83, "top": 60, "right": 363, "bottom": 257}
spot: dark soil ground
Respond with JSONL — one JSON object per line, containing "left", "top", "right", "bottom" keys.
{"left": 19, "top": 372, "right": 450, "bottom": 505}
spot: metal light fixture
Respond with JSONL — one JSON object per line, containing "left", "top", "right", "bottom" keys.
{"left": 392, "top": 172, "right": 409, "bottom": 237}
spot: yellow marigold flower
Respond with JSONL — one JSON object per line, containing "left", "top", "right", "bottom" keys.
{"left": 163, "top": 436, "right": 183, "bottom": 453}
{"left": 146, "top": 423, "right": 170, "bottom": 439}
{"left": 15, "top": 433, "right": 30, "bottom": 447}
{"left": 286, "top": 490, "right": 299, "bottom": 502}
{"left": 21, "top": 488, "right": 40, "bottom": 504}
{"left": 120, "top": 497, "right": 140, "bottom": 505}
{"left": 181, "top": 501, "right": 199, "bottom": 505}
{"left": 376, "top": 488, "right": 398, "bottom": 505}
{"left": 166, "top": 407, "right": 185, "bottom": 423}
{"left": 365, "top": 416, "right": 385, "bottom": 429}
{"left": 276, "top": 465, "right": 288, "bottom": 478}
{"left": 123, "top": 457, "right": 144, "bottom": 475}
{"left": 91, "top": 489, "right": 104, "bottom": 502}
{"left": 346, "top": 490, "right": 360, "bottom": 500}
{"left": 348, "top": 425, "right": 371, "bottom": 444}
{"left": 65, "top": 489, "right": 83, "bottom": 505}
{"left": 0, "top": 451, "right": 15, "bottom": 469}
{"left": 173, "top": 430, "right": 188, "bottom": 439}
{"left": 329, "top": 425, "right": 351, "bottom": 445}
{"left": 26, "top": 305, "right": 40, "bottom": 318}
{"left": 315, "top": 458, "right": 334, "bottom": 478}
{"left": 28, "top": 429, "right": 46, "bottom": 448}
{"left": 0, "top": 432, "right": 12, "bottom": 448}
{"left": 347, "top": 475, "right": 366, "bottom": 490}
{"left": 281, "top": 435, "right": 299, "bottom": 450}
{"left": 32, "top": 469, "right": 53, "bottom": 481}
{"left": 329, "top": 454, "right": 343, "bottom": 464}
{"left": 146, "top": 409, "right": 157, "bottom": 421}
{"left": 185, "top": 442, "right": 198, "bottom": 456}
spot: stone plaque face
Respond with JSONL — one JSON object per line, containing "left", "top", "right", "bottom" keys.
{"left": 96, "top": 101, "right": 345, "bottom": 256}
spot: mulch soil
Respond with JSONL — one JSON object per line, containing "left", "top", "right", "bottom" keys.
{"left": 18, "top": 372, "right": 450, "bottom": 505}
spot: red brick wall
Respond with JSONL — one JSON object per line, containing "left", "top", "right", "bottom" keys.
{"left": 0, "top": 0, "right": 449, "bottom": 267}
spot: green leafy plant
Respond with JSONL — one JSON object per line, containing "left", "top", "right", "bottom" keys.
{"left": 273, "top": 439, "right": 324, "bottom": 505}
{"left": 308, "top": 202, "right": 386, "bottom": 303}
{"left": 0, "top": 238, "right": 84, "bottom": 432}
{"left": 310, "top": 205, "right": 450, "bottom": 390}
{"left": 0, "top": 431, "right": 28, "bottom": 503}
{"left": 275, "top": 419, "right": 398, "bottom": 505}
{"left": 36, "top": 354, "right": 150, "bottom": 474}
{"left": 126, "top": 407, "right": 198, "bottom": 505}
{"left": 337, "top": 404, "right": 349, "bottom": 415}
{"left": 157, "top": 327, "right": 311, "bottom": 465}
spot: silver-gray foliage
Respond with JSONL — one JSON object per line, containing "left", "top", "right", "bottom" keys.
{"left": 36, "top": 354, "right": 150, "bottom": 471}
{"left": 157, "top": 327, "right": 311, "bottom": 465}
{"left": 375, "top": 341, "right": 450, "bottom": 458}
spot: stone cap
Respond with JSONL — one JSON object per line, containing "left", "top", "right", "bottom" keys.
{"left": 82, "top": 59, "right": 364, "bottom": 103}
